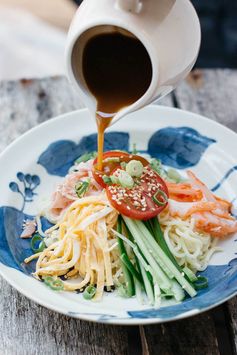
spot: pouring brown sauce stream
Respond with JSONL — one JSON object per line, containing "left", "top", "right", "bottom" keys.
{"left": 82, "top": 31, "right": 152, "bottom": 170}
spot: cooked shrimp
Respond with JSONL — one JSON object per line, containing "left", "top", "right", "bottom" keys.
{"left": 167, "top": 171, "right": 237, "bottom": 238}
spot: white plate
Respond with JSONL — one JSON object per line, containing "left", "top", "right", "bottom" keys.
{"left": 0, "top": 105, "right": 237, "bottom": 325}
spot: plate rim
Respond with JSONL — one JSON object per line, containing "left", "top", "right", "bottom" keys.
{"left": 0, "top": 104, "right": 237, "bottom": 325}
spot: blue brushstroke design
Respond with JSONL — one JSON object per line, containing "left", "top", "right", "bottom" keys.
{"left": 211, "top": 166, "right": 237, "bottom": 192}
{"left": 128, "top": 261, "right": 237, "bottom": 319}
{"left": 0, "top": 206, "right": 36, "bottom": 274}
{"left": 0, "top": 207, "right": 53, "bottom": 274}
{"left": 2, "top": 126, "right": 237, "bottom": 321}
{"left": 148, "top": 127, "right": 216, "bottom": 169}
{"left": 38, "top": 132, "right": 129, "bottom": 176}
{"left": 9, "top": 172, "right": 40, "bottom": 211}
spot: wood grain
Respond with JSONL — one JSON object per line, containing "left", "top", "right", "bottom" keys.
{"left": 142, "top": 313, "right": 219, "bottom": 355}
{"left": 142, "top": 70, "right": 237, "bottom": 355}
{"left": 0, "top": 72, "right": 236, "bottom": 355}
{"left": 176, "top": 69, "right": 237, "bottom": 355}
{"left": 0, "top": 76, "right": 172, "bottom": 355}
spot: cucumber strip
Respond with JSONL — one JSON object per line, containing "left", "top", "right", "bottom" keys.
{"left": 123, "top": 217, "right": 172, "bottom": 292}
{"left": 134, "top": 279, "right": 143, "bottom": 304}
{"left": 134, "top": 220, "right": 197, "bottom": 298}
{"left": 154, "top": 283, "right": 161, "bottom": 308}
{"left": 152, "top": 218, "right": 199, "bottom": 283}
{"left": 117, "top": 218, "right": 135, "bottom": 297}
{"left": 120, "top": 253, "right": 143, "bottom": 285}
{"left": 136, "top": 226, "right": 175, "bottom": 280}
{"left": 151, "top": 217, "right": 182, "bottom": 271}
{"left": 171, "top": 280, "right": 185, "bottom": 302}
{"left": 140, "top": 262, "right": 155, "bottom": 305}
{"left": 183, "top": 266, "right": 198, "bottom": 282}
{"left": 112, "top": 229, "right": 150, "bottom": 272}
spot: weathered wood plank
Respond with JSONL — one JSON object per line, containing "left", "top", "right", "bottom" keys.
{"left": 0, "top": 76, "right": 141, "bottom": 355}
{"left": 175, "top": 69, "right": 237, "bottom": 131}
{"left": 142, "top": 313, "right": 219, "bottom": 355}
{"left": 176, "top": 68, "right": 237, "bottom": 354}
{"left": 142, "top": 69, "right": 237, "bottom": 355}
{"left": 1, "top": 73, "right": 236, "bottom": 355}
{"left": 0, "top": 76, "right": 172, "bottom": 154}
{"left": 0, "top": 76, "right": 82, "bottom": 152}
{"left": 0, "top": 277, "right": 133, "bottom": 355}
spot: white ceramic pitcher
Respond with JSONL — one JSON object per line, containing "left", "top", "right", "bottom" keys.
{"left": 65, "top": 0, "right": 201, "bottom": 124}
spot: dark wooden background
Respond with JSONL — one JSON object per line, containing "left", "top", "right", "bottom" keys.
{"left": 0, "top": 69, "right": 236, "bottom": 354}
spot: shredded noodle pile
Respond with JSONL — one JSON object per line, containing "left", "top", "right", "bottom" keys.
{"left": 159, "top": 211, "right": 221, "bottom": 272}
{"left": 25, "top": 194, "right": 119, "bottom": 300}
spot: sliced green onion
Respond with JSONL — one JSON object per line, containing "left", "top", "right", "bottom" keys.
{"left": 126, "top": 160, "right": 143, "bottom": 177}
{"left": 102, "top": 175, "right": 112, "bottom": 185}
{"left": 132, "top": 143, "right": 138, "bottom": 155}
{"left": 117, "top": 170, "right": 134, "bottom": 189}
{"left": 75, "top": 152, "right": 97, "bottom": 164}
{"left": 152, "top": 189, "right": 168, "bottom": 206}
{"left": 75, "top": 180, "right": 90, "bottom": 197}
{"left": 193, "top": 276, "right": 208, "bottom": 290}
{"left": 120, "top": 161, "right": 127, "bottom": 170}
{"left": 31, "top": 234, "right": 46, "bottom": 253}
{"left": 83, "top": 285, "right": 96, "bottom": 300}
{"left": 110, "top": 174, "right": 119, "bottom": 184}
{"left": 150, "top": 158, "right": 167, "bottom": 179}
{"left": 43, "top": 276, "right": 54, "bottom": 286}
{"left": 43, "top": 276, "right": 64, "bottom": 291}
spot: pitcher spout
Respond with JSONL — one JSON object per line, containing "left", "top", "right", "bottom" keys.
{"left": 116, "top": 0, "right": 143, "bottom": 13}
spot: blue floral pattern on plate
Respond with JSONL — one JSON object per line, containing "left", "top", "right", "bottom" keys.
{"left": 0, "top": 119, "right": 236, "bottom": 323}
{"left": 148, "top": 127, "right": 216, "bottom": 169}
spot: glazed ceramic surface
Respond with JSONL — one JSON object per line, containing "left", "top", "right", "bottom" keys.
{"left": 0, "top": 105, "right": 236, "bottom": 325}
{"left": 66, "top": 0, "right": 201, "bottom": 123}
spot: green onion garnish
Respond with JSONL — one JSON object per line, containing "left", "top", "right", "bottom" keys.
{"left": 75, "top": 152, "right": 97, "bottom": 164}
{"left": 132, "top": 143, "right": 138, "bottom": 155}
{"left": 152, "top": 189, "right": 168, "bottom": 206}
{"left": 75, "top": 180, "right": 90, "bottom": 197}
{"left": 31, "top": 234, "right": 46, "bottom": 253}
{"left": 193, "top": 276, "right": 208, "bottom": 290}
{"left": 83, "top": 285, "right": 96, "bottom": 300}
{"left": 43, "top": 276, "right": 64, "bottom": 291}
{"left": 102, "top": 175, "right": 112, "bottom": 185}
{"left": 120, "top": 161, "right": 127, "bottom": 170}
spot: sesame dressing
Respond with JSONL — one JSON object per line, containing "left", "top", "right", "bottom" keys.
{"left": 107, "top": 167, "right": 163, "bottom": 211}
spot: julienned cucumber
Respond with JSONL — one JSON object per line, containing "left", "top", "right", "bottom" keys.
{"left": 117, "top": 217, "right": 135, "bottom": 297}
{"left": 123, "top": 216, "right": 197, "bottom": 298}
{"left": 123, "top": 217, "right": 172, "bottom": 292}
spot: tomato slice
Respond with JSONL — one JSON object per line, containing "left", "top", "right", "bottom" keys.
{"left": 106, "top": 167, "right": 169, "bottom": 220}
{"left": 93, "top": 151, "right": 149, "bottom": 188}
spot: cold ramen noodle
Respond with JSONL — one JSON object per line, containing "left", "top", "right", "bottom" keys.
{"left": 23, "top": 151, "right": 237, "bottom": 305}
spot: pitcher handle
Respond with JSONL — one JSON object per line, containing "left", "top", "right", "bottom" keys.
{"left": 116, "top": 0, "right": 143, "bottom": 13}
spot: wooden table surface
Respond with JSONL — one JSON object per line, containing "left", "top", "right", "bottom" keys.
{"left": 0, "top": 69, "right": 237, "bottom": 355}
